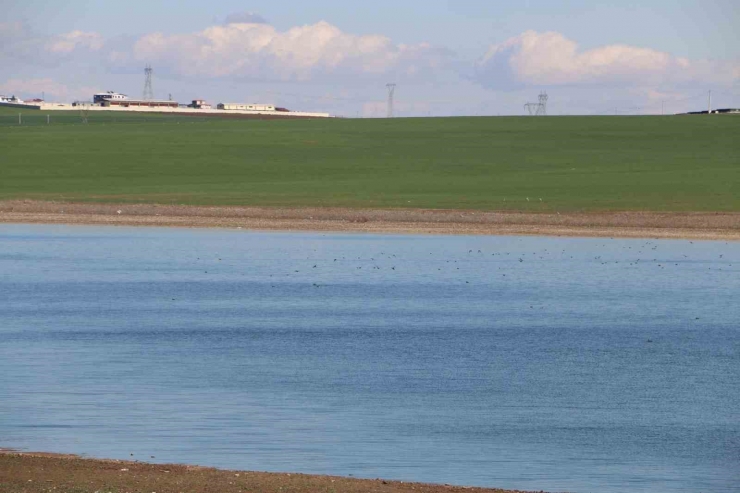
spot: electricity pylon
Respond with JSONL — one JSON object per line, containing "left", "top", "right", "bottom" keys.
{"left": 143, "top": 65, "right": 154, "bottom": 100}
{"left": 386, "top": 83, "right": 396, "bottom": 118}
{"left": 525, "top": 91, "right": 548, "bottom": 115}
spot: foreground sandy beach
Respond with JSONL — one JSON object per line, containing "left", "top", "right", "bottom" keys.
{"left": 1, "top": 200, "right": 739, "bottom": 240}
{"left": 0, "top": 451, "right": 530, "bottom": 493}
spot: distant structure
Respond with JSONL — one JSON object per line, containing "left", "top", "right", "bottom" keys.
{"left": 708, "top": 90, "right": 711, "bottom": 114}
{"left": 79, "top": 102, "right": 90, "bottom": 124}
{"left": 218, "top": 103, "right": 276, "bottom": 111}
{"left": 189, "top": 99, "right": 212, "bottom": 110}
{"left": 143, "top": 65, "right": 154, "bottom": 101}
{"left": 102, "top": 99, "right": 178, "bottom": 108}
{"left": 94, "top": 91, "right": 128, "bottom": 104}
{"left": 525, "top": 91, "right": 548, "bottom": 116}
{"left": 682, "top": 108, "right": 740, "bottom": 115}
{"left": 0, "top": 95, "right": 24, "bottom": 104}
{"left": 386, "top": 83, "right": 396, "bottom": 118}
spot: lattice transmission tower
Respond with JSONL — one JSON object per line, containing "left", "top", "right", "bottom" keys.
{"left": 143, "top": 65, "right": 154, "bottom": 101}
{"left": 524, "top": 91, "right": 548, "bottom": 116}
{"left": 386, "top": 83, "right": 396, "bottom": 118}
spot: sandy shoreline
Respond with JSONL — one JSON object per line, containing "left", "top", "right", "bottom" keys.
{"left": 1, "top": 200, "right": 740, "bottom": 241}
{"left": 0, "top": 450, "right": 530, "bottom": 493}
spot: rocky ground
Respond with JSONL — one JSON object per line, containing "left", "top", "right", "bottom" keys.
{"left": 0, "top": 452, "right": 533, "bottom": 493}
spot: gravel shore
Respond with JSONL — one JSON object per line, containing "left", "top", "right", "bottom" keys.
{"left": 1, "top": 200, "right": 739, "bottom": 240}
{"left": 0, "top": 451, "right": 531, "bottom": 493}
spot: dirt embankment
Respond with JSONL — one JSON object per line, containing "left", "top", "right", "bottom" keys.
{"left": 1, "top": 200, "right": 739, "bottom": 240}
{"left": 0, "top": 451, "right": 531, "bottom": 493}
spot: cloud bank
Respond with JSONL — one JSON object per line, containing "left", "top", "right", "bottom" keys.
{"left": 1, "top": 21, "right": 103, "bottom": 64}
{"left": 3, "top": 19, "right": 737, "bottom": 88}
{"left": 1, "top": 17, "right": 738, "bottom": 114}
{"left": 124, "top": 21, "right": 451, "bottom": 82}
{"left": 46, "top": 30, "right": 104, "bottom": 54}
{"left": 474, "top": 30, "right": 739, "bottom": 89}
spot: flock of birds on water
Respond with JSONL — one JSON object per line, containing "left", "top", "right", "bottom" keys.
{"left": 187, "top": 238, "right": 735, "bottom": 285}
{"left": 176, "top": 238, "right": 737, "bottom": 324}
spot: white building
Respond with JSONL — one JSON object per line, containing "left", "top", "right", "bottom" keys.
{"left": 218, "top": 103, "right": 276, "bottom": 111}
{"left": 93, "top": 91, "right": 128, "bottom": 104}
{"left": 189, "top": 99, "right": 212, "bottom": 110}
{"left": 0, "top": 95, "right": 24, "bottom": 103}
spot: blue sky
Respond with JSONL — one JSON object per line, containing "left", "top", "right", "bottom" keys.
{"left": 3, "top": 1, "right": 739, "bottom": 115}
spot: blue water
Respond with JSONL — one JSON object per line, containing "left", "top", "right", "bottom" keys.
{"left": 0, "top": 224, "right": 738, "bottom": 493}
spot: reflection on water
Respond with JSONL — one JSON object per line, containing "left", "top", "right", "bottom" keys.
{"left": 0, "top": 224, "right": 738, "bottom": 493}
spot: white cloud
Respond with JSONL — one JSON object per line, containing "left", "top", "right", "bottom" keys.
{"left": 475, "top": 30, "right": 740, "bottom": 89}
{"left": 46, "top": 30, "right": 104, "bottom": 53}
{"left": 128, "top": 21, "right": 450, "bottom": 81}
{"left": 3, "top": 20, "right": 738, "bottom": 115}
{"left": 0, "top": 79, "right": 62, "bottom": 98}
{"left": 0, "top": 78, "right": 99, "bottom": 101}
{"left": 0, "top": 78, "right": 66, "bottom": 98}
{"left": 1, "top": 22, "right": 105, "bottom": 65}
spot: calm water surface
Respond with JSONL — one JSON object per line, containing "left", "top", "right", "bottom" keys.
{"left": 0, "top": 224, "right": 738, "bottom": 493}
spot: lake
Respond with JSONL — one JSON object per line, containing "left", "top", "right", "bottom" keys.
{"left": 0, "top": 224, "right": 738, "bottom": 492}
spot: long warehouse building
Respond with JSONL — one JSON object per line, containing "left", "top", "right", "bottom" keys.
{"left": 218, "top": 103, "right": 276, "bottom": 111}
{"left": 101, "top": 99, "right": 179, "bottom": 108}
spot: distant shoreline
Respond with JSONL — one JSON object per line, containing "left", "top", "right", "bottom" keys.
{"left": 0, "top": 450, "right": 528, "bottom": 493}
{"left": 1, "top": 200, "right": 739, "bottom": 241}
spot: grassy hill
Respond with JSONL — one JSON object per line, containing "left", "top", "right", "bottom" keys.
{"left": 1, "top": 107, "right": 738, "bottom": 212}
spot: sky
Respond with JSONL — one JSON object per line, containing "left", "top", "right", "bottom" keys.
{"left": 2, "top": 0, "right": 739, "bottom": 116}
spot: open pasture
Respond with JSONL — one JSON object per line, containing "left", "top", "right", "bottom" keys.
{"left": 1, "top": 108, "right": 738, "bottom": 212}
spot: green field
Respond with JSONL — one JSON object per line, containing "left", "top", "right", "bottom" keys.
{"left": 1, "top": 106, "right": 738, "bottom": 212}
